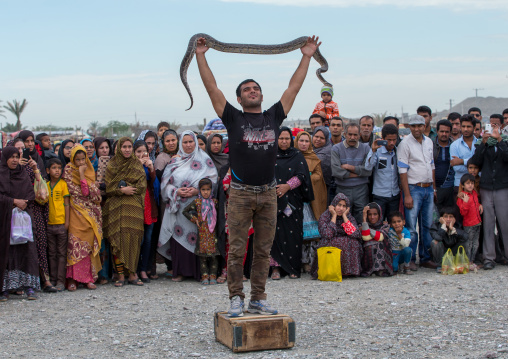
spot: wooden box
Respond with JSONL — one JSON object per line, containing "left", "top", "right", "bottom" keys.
{"left": 214, "top": 311, "right": 296, "bottom": 353}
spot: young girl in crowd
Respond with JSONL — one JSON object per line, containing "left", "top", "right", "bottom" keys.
{"left": 94, "top": 137, "right": 113, "bottom": 284}
{"left": 360, "top": 203, "right": 393, "bottom": 277}
{"left": 311, "top": 193, "right": 363, "bottom": 278}
{"left": 58, "top": 139, "right": 75, "bottom": 168}
{"left": 133, "top": 140, "right": 159, "bottom": 283}
{"left": 62, "top": 145, "right": 103, "bottom": 291}
{"left": 457, "top": 173, "right": 483, "bottom": 270}
{"left": 387, "top": 211, "right": 413, "bottom": 275}
{"left": 104, "top": 137, "right": 147, "bottom": 287}
{"left": 183, "top": 178, "right": 220, "bottom": 285}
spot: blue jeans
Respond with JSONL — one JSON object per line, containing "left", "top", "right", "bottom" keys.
{"left": 403, "top": 185, "right": 434, "bottom": 263}
{"left": 138, "top": 223, "right": 154, "bottom": 273}
{"left": 392, "top": 247, "right": 412, "bottom": 271}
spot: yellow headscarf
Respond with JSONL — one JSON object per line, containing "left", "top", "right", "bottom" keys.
{"left": 69, "top": 144, "right": 96, "bottom": 185}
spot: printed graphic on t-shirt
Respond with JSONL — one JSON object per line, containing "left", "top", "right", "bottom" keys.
{"left": 242, "top": 125, "right": 276, "bottom": 150}
{"left": 53, "top": 190, "right": 63, "bottom": 202}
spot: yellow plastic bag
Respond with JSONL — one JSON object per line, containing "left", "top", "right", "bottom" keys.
{"left": 317, "top": 247, "right": 342, "bottom": 282}
{"left": 34, "top": 178, "right": 49, "bottom": 205}
{"left": 441, "top": 248, "right": 455, "bottom": 275}
{"left": 454, "top": 245, "right": 469, "bottom": 274}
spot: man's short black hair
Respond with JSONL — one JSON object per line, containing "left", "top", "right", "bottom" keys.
{"left": 46, "top": 158, "right": 62, "bottom": 169}
{"left": 387, "top": 211, "right": 404, "bottom": 223}
{"left": 468, "top": 107, "right": 481, "bottom": 115}
{"left": 383, "top": 116, "right": 399, "bottom": 126}
{"left": 447, "top": 112, "right": 461, "bottom": 121}
{"left": 359, "top": 115, "right": 374, "bottom": 125}
{"left": 157, "top": 121, "right": 170, "bottom": 130}
{"left": 467, "top": 157, "right": 480, "bottom": 168}
{"left": 330, "top": 116, "right": 343, "bottom": 125}
{"left": 236, "top": 79, "right": 262, "bottom": 98}
{"left": 309, "top": 114, "right": 324, "bottom": 124}
{"left": 381, "top": 124, "right": 398, "bottom": 139}
{"left": 460, "top": 114, "right": 474, "bottom": 125}
{"left": 436, "top": 119, "right": 452, "bottom": 132}
{"left": 503, "top": 108, "right": 508, "bottom": 116}
{"left": 417, "top": 106, "right": 432, "bottom": 116}
{"left": 439, "top": 206, "right": 457, "bottom": 219}
{"left": 472, "top": 118, "right": 481, "bottom": 128}
{"left": 490, "top": 114, "right": 504, "bottom": 124}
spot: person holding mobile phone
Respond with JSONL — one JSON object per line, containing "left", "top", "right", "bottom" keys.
{"left": 364, "top": 124, "right": 400, "bottom": 221}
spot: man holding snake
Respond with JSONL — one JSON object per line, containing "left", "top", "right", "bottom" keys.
{"left": 196, "top": 35, "right": 321, "bottom": 317}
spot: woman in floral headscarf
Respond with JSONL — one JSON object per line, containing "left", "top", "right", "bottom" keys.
{"left": 158, "top": 131, "right": 217, "bottom": 282}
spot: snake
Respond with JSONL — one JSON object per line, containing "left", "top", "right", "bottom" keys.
{"left": 180, "top": 33, "right": 332, "bottom": 111}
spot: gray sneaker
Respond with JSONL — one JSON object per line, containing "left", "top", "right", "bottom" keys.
{"left": 228, "top": 295, "right": 244, "bottom": 317}
{"left": 247, "top": 299, "right": 278, "bottom": 315}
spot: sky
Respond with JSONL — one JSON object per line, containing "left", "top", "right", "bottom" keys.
{"left": 1, "top": 0, "right": 507, "bottom": 130}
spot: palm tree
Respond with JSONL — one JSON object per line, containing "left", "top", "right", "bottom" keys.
{"left": 88, "top": 121, "right": 101, "bottom": 137}
{"left": 0, "top": 100, "right": 6, "bottom": 119}
{"left": 3, "top": 99, "right": 28, "bottom": 130}
{"left": 371, "top": 111, "right": 388, "bottom": 127}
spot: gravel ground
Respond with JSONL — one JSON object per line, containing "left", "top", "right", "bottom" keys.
{"left": 1, "top": 265, "right": 508, "bottom": 359}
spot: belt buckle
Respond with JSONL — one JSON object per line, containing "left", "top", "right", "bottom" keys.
{"left": 253, "top": 186, "right": 263, "bottom": 193}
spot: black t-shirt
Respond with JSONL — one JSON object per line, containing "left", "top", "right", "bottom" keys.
{"left": 220, "top": 101, "right": 286, "bottom": 186}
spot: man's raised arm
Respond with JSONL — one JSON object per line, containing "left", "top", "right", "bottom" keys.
{"left": 196, "top": 37, "right": 227, "bottom": 118}
{"left": 280, "top": 36, "right": 321, "bottom": 116}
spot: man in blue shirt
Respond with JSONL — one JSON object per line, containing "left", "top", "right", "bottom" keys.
{"left": 433, "top": 119, "right": 455, "bottom": 211}
{"left": 450, "top": 115, "right": 476, "bottom": 191}
{"left": 365, "top": 124, "right": 400, "bottom": 220}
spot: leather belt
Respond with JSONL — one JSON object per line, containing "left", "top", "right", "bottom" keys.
{"left": 230, "top": 179, "right": 277, "bottom": 193}
{"left": 414, "top": 182, "right": 433, "bottom": 188}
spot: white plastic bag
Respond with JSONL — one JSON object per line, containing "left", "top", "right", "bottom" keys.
{"left": 10, "top": 208, "right": 34, "bottom": 245}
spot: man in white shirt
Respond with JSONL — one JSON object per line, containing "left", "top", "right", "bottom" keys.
{"left": 398, "top": 114, "right": 437, "bottom": 270}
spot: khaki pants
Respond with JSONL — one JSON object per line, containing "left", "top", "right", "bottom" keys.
{"left": 227, "top": 187, "right": 277, "bottom": 301}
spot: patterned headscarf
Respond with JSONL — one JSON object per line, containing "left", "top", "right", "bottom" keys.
{"left": 80, "top": 138, "right": 98, "bottom": 171}
{"left": 158, "top": 131, "right": 218, "bottom": 255}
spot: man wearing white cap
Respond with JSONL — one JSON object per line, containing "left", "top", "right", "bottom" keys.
{"left": 397, "top": 114, "right": 438, "bottom": 270}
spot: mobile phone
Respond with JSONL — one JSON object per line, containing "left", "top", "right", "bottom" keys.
{"left": 485, "top": 124, "right": 492, "bottom": 133}
{"left": 22, "top": 148, "right": 30, "bottom": 160}
{"left": 377, "top": 140, "right": 388, "bottom": 146}
{"left": 118, "top": 180, "right": 127, "bottom": 188}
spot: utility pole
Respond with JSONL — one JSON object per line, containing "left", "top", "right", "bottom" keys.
{"left": 473, "top": 88, "right": 484, "bottom": 98}
{"left": 449, "top": 99, "right": 454, "bottom": 112}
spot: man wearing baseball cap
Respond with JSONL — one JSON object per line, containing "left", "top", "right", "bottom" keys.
{"left": 397, "top": 114, "right": 438, "bottom": 270}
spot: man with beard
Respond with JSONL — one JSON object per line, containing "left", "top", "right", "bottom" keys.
{"left": 447, "top": 112, "right": 462, "bottom": 142}
{"left": 196, "top": 35, "right": 321, "bottom": 317}
{"left": 330, "top": 116, "right": 344, "bottom": 145}
{"left": 359, "top": 115, "right": 379, "bottom": 146}
{"left": 433, "top": 120, "right": 455, "bottom": 210}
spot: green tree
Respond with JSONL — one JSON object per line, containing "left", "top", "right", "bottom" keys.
{"left": 102, "top": 120, "right": 130, "bottom": 137}
{"left": 1, "top": 122, "right": 18, "bottom": 132}
{"left": 371, "top": 111, "right": 388, "bottom": 127}
{"left": 3, "top": 99, "right": 28, "bottom": 130}
{"left": 168, "top": 121, "right": 181, "bottom": 131}
{"left": 88, "top": 121, "right": 101, "bottom": 137}
{"left": 0, "top": 100, "right": 6, "bottom": 119}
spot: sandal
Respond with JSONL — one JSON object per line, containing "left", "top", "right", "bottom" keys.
{"left": 201, "top": 275, "right": 209, "bottom": 285}
{"left": 209, "top": 275, "right": 217, "bottom": 285}
{"left": 289, "top": 274, "right": 299, "bottom": 279}
{"left": 171, "top": 276, "right": 183, "bottom": 282}
{"left": 243, "top": 275, "right": 248, "bottom": 282}
{"left": 302, "top": 264, "right": 311, "bottom": 273}
{"left": 26, "top": 288, "right": 37, "bottom": 300}
{"left": 86, "top": 283, "right": 97, "bottom": 290}
{"left": 217, "top": 275, "right": 227, "bottom": 284}
{"left": 114, "top": 280, "right": 125, "bottom": 288}
{"left": 163, "top": 271, "right": 173, "bottom": 278}
{"left": 98, "top": 277, "right": 109, "bottom": 285}
{"left": 149, "top": 273, "right": 159, "bottom": 280}
{"left": 55, "top": 284, "right": 65, "bottom": 292}
{"left": 0, "top": 291, "right": 8, "bottom": 302}
{"left": 128, "top": 278, "right": 144, "bottom": 286}
{"left": 67, "top": 283, "right": 77, "bottom": 292}
{"left": 271, "top": 270, "right": 281, "bottom": 280}
{"left": 43, "top": 285, "right": 58, "bottom": 293}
